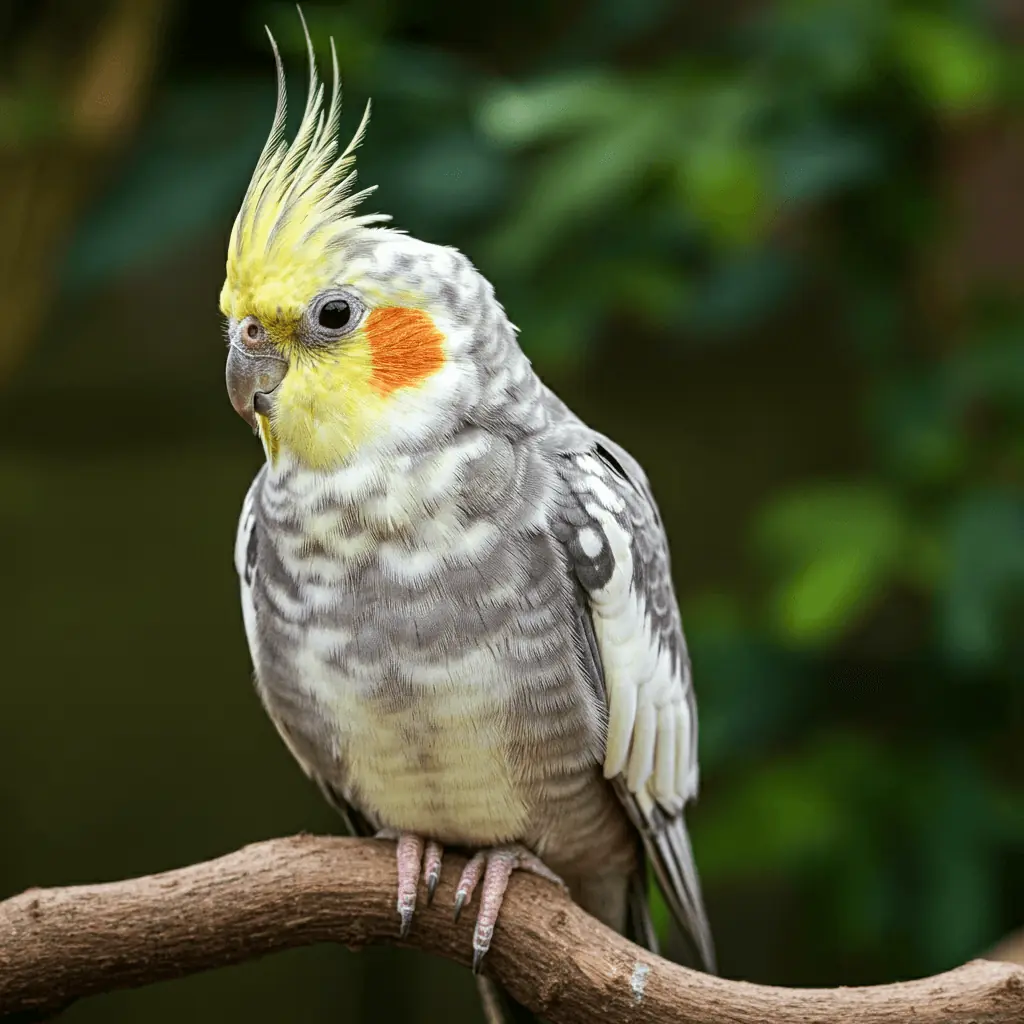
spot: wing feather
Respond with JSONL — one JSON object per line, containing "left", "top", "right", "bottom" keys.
{"left": 553, "top": 433, "right": 716, "bottom": 973}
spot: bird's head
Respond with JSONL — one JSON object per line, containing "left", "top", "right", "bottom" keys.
{"left": 220, "top": 22, "right": 505, "bottom": 471}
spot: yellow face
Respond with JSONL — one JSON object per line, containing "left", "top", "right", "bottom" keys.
{"left": 220, "top": 17, "right": 451, "bottom": 468}
{"left": 221, "top": 275, "right": 446, "bottom": 470}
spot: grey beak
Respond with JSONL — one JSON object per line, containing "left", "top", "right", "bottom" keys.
{"left": 226, "top": 344, "right": 288, "bottom": 431}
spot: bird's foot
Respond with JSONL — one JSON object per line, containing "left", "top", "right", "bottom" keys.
{"left": 374, "top": 831, "right": 565, "bottom": 971}
{"left": 374, "top": 829, "right": 445, "bottom": 938}
{"left": 453, "top": 844, "right": 566, "bottom": 974}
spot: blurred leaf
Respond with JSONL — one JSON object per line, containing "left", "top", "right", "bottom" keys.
{"left": 748, "top": 0, "right": 885, "bottom": 94}
{"left": 266, "top": 2, "right": 383, "bottom": 74}
{"left": 774, "top": 550, "right": 885, "bottom": 645}
{"left": 369, "top": 44, "right": 477, "bottom": 107}
{"left": 831, "top": 828, "right": 890, "bottom": 950}
{"left": 682, "top": 247, "right": 796, "bottom": 335}
{"left": 868, "top": 373, "right": 967, "bottom": 485}
{"left": 478, "top": 73, "right": 632, "bottom": 146}
{"left": 615, "top": 260, "right": 691, "bottom": 325}
{"left": 756, "top": 483, "right": 907, "bottom": 645}
{"left": 484, "top": 106, "right": 667, "bottom": 271}
{"left": 771, "top": 127, "right": 881, "bottom": 204}
{"left": 546, "top": 0, "right": 676, "bottom": 65}
{"left": 687, "top": 606, "right": 810, "bottom": 771}
{"left": 944, "top": 328, "right": 1024, "bottom": 413}
{"left": 383, "top": 127, "right": 509, "bottom": 229}
{"left": 510, "top": 291, "right": 597, "bottom": 368}
{"left": 942, "top": 490, "right": 1024, "bottom": 668}
{"left": 696, "top": 734, "right": 875, "bottom": 881}
{"left": 890, "top": 11, "right": 1000, "bottom": 114}
{"left": 676, "top": 140, "right": 768, "bottom": 245}
{"left": 61, "top": 80, "right": 276, "bottom": 293}
{"left": 0, "top": 83, "right": 66, "bottom": 146}
{"left": 916, "top": 752, "right": 1000, "bottom": 969}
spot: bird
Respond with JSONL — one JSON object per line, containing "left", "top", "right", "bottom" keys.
{"left": 223, "top": 14, "right": 715, "bottom": 1019}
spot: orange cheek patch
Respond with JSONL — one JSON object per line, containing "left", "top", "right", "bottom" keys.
{"left": 365, "top": 307, "right": 445, "bottom": 397}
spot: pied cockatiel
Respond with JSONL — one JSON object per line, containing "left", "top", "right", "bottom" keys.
{"left": 223, "top": 16, "right": 715, "bottom": 1019}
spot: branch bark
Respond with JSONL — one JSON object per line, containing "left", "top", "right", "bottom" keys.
{"left": 1, "top": 836, "right": 1022, "bottom": 1023}
{"left": 986, "top": 928, "right": 1024, "bottom": 969}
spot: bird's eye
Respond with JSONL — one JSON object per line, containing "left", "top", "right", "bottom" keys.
{"left": 305, "top": 290, "right": 364, "bottom": 345}
{"left": 318, "top": 300, "right": 351, "bottom": 330}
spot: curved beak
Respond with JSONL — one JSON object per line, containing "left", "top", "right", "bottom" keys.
{"left": 226, "top": 344, "right": 288, "bottom": 431}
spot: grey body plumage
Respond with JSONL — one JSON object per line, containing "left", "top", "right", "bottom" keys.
{"left": 232, "top": 242, "right": 715, "bottom": 976}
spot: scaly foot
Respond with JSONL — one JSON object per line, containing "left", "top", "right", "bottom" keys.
{"left": 453, "top": 844, "right": 565, "bottom": 973}
{"left": 375, "top": 829, "right": 445, "bottom": 937}
{"left": 375, "top": 832, "right": 565, "bottom": 971}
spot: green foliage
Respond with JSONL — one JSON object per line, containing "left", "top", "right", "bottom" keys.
{"left": 51, "top": 0, "right": 1024, "bottom": 989}
{"left": 756, "top": 484, "right": 909, "bottom": 646}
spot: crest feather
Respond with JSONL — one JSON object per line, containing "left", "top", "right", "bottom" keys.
{"left": 224, "top": 9, "right": 388, "bottom": 306}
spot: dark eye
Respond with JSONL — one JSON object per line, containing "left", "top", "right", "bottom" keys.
{"left": 306, "top": 290, "right": 364, "bottom": 344}
{"left": 318, "top": 300, "right": 351, "bottom": 330}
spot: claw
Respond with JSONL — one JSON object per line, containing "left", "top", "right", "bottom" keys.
{"left": 472, "top": 945, "right": 486, "bottom": 974}
{"left": 458, "top": 844, "right": 564, "bottom": 972}
{"left": 454, "top": 850, "right": 487, "bottom": 921}
{"left": 423, "top": 839, "right": 444, "bottom": 905}
{"left": 394, "top": 833, "right": 425, "bottom": 938}
{"left": 472, "top": 922, "right": 494, "bottom": 974}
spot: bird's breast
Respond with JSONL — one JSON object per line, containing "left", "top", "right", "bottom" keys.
{"left": 254, "top": 443, "right": 582, "bottom": 847}
{"left": 326, "top": 650, "right": 532, "bottom": 845}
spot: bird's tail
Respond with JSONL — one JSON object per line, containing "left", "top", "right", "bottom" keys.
{"left": 475, "top": 975, "right": 545, "bottom": 1024}
{"left": 645, "top": 815, "right": 717, "bottom": 973}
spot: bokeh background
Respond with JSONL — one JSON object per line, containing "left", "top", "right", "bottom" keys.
{"left": 2, "top": 0, "right": 1024, "bottom": 1020}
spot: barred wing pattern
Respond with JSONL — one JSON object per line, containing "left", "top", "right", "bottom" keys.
{"left": 551, "top": 434, "right": 716, "bottom": 973}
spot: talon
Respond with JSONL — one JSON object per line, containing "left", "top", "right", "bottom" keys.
{"left": 472, "top": 945, "right": 486, "bottom": 974}
{"left": 461, "top": 844, "right": 563, "bottom": 970}
{"left": 454, "top": 850, "right": 487, "bottom": 921}
{"left": 393, "top": 833, "right": 425, "bottom": 938}
{"left": 399, "top": 902, "right": 414, "bottom": 939}
{"left": 423, "top": 839, "right": 444, "bottom": 905}
{"left": 472, "top": 922, "right": 494, "bottom": 974}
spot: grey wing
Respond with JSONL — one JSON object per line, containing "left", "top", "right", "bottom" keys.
{"left": 552, "top": 433, "right": 717, "bottom": 973}
{"left": 233, "top": 469, "right": 373, "bottom": 839}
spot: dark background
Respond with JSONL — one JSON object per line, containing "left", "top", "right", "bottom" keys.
{"left": 2, "top": 0, "right": 1023, "bottom": 1020}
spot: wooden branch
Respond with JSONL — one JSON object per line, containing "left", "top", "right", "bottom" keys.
{"left": 986, "top": 928, "right": 1024, "bottom": 969}
{"left": 1, "top": 836, "right": 1022, "bottom": 1023}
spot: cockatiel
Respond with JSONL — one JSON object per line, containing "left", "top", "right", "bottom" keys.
{"left": 223, "top": 18, "right": 715, "bottom": 1018}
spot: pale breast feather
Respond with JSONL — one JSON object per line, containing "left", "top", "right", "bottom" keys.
{"left": 231, "top": 467, "right": 379, "bottom": 841}
{"left": 232, "top": 467, "right": 316, "bottom": 779}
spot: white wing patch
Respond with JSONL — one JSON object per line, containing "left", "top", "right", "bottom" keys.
{"left": 585, "top": 503, "right": 694, "bottom": 815}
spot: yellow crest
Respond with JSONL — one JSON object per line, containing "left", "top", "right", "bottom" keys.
{"left": 220, "top": 13, "right": 389, "bottom": 319}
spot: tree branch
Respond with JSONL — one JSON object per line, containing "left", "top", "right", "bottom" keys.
{"left": 986, "top": 928, "right": 1024, "bottom": 970}
{"left": 1, "top": 836, "right": 1022, "bottom": 1023}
